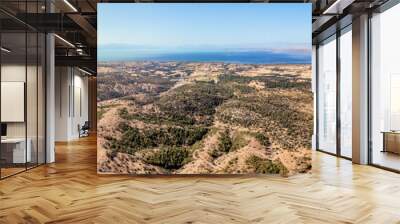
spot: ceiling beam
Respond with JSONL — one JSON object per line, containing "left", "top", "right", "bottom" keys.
{"left": 323, "top": 0, "right": 356, "bottom": 14}
{"left": 55, "top": 55, "right": 97, "bottom": 74}
{"left": 67, "top": 13, "right": 97, "bottom": 46}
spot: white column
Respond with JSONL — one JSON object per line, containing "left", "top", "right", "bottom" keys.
{"left": 312, "top": 45, "right": 317, "bottom": 150}
{"left": 46, "top": 32, "right": 55, "bottom": 163}
{"left": 352, "top": 14, "right": 369, "bottom": 164}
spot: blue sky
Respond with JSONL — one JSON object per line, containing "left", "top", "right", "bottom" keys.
{"left": 98, "top": 3, "right": 311, "bottom": 52}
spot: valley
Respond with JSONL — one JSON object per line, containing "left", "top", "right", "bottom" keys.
{"left": 97, "top": 62, "right": 313, "bottom": 175}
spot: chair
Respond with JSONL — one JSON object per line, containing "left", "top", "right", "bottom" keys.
{"left": 79, "top": 121, "right": 90, "bottom": 138}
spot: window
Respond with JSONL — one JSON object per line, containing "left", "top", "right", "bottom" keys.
{"left": 339, "top": 27, "right": 352, "bottom": 158}
{"left": 317, "top": 35, "right": 337, "bottom": 154}
{"left": 370, "top": 3, "right": 400, "bottom": 171}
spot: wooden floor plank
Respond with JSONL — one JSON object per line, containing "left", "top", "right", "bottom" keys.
{"left": 0, "top": 135, "right": 400, "bottom": 223}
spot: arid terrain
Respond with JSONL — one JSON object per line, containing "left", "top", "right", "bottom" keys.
{"left": 97, "top": 62, "right": 312, "bottom": 176}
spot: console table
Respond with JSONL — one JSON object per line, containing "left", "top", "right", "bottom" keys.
{"left": 382, "top": 131, "right": 400, "bottom": 154}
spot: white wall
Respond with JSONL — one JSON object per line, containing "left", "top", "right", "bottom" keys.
{"left": 72, "top": 73, "right": 89, "bottom": 138}
{"left": 1, "top": 65, "right": 30, "bottom": 138}
{"left": 55, "top": 67, "right": 70, "bottom": 141}
{"left": 55, "top": 67, "right": 89, "bottom": 141}
{"left": 1, "top": 63, "right": 46, "bottom": 164}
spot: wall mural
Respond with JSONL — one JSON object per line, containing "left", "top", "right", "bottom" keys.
{"left": 97, "top": 3, "right": 313, "bottom": 176}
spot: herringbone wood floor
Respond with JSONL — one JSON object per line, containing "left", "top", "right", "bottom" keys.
{"left": 1, "top": 135, "right": 400, "bottom": 224}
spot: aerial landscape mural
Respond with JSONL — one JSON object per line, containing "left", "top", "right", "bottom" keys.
{"left": 97, "top": 3, "right": 312, "bottom": 175}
